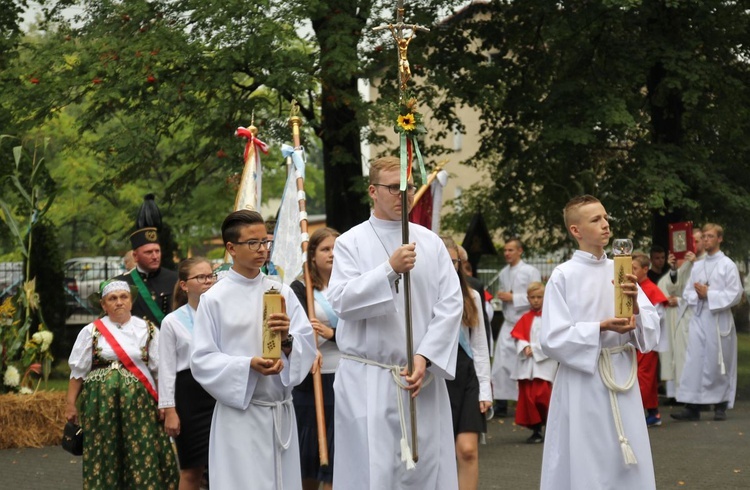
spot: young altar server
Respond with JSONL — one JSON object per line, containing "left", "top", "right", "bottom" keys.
{"left": 631, "top": 252, "right": 669, "bottom": 427}
{"left": 190, "top": 210, "right": 316, "bottom": 490}
{"left": 539, "top": 195, "right": 661, "bottom": 490}
{"left": 327, "top": 156, "right": 463, "bottom": 489}
{"left": 510, "top": 282, "right": 557, "bottom": 444}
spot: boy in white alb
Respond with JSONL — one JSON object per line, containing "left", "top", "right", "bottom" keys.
{"left": 510, "top": 282, "right": 557, "bottom": 444}
{"left": 190, "top": 210, "right": 317, "bottom": 490}
{"left": 539, "top": 195, "right": 660, "bottom": 490}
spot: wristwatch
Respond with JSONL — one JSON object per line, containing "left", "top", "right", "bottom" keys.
{"left": 281, "top": 334, "right": 294, "bottom": 349}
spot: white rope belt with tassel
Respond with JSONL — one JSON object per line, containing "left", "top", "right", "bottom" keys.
{"left": 250, "top": 397, "right": 294, "bottom": 488}
{"left": 598, "top": 344, "right": 638, "bottom": 465}
{"left": 715, "top": 318, "right": 727, "bottom": 375}
{"left": 341, "top": 353, "right": 433, "bottom": 470}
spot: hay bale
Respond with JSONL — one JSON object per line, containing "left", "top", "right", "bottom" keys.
{"left": 0, "top": 391, "right": 67, "bottom": 449}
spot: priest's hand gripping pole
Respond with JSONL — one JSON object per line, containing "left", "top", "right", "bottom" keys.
{"left": 374, "top": 0, "right": 430, "bottom": 465}
{"left": 289, "top": 101, "right": 329, "bottom": 466}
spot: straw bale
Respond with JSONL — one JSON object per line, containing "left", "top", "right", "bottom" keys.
{"left": 0, "top": 391, "right": 66, "bottom": 449}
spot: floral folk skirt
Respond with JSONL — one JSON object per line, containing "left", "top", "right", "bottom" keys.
{"left": 80, "top": 366, "right": 179, "bottom": 489}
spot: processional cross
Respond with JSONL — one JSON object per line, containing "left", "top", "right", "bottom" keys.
{"left": 373, "top": 0, "right": 430, "bottom": 466}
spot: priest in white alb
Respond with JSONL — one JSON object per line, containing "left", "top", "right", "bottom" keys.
{"left": 190, "top": 210, "right": 316, "bottom": 490}
{"left": 540, "top": 195, "right": 660, "bottom": 490}
{"left": 672, "top": 223, "right": 742, "bottom": 422}
{"left": 656, "top": 228, "right": 704, "bottom": 399}
{"left": 490, "top": 238, "right": 541, "bottom": 415}
{"left": 327, "top": 156, "right": 463, "bottom": 490}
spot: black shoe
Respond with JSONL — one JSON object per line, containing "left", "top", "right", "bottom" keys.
{"left": 671, "top": 409, "right": 700, "bottom": 421}
{"left": 714, "top": 409, "right": 727, "bottom": 421}
{"left": 493, "top": 401, "right": 509, "bottom": 418}
{"left": 526, "top": 433, "right": 544, "bottom": 444}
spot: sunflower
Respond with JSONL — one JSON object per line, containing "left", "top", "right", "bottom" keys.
{"left": 397, "top": 113, "right": 416, "bottom": 132}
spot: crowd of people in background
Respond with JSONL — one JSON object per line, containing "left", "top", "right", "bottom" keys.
{"left": 64, "top": 169, "right": 746, "bottom": 489}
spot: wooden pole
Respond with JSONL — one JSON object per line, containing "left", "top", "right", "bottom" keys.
{"left": 289, "top": 106, "right": 329, "bottom": 466}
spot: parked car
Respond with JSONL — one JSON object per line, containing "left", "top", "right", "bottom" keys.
{"left": 64, "top": 275, "right": 80, "bottom": 314}
{"left": 64, "top": 257, "right": 126, "bottom": 310}
{"left": 0, "top": 262, "right": 23, "bottom": 302}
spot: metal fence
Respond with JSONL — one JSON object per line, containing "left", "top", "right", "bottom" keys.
{"left": 476, "top": 256, "right": 567, "bottom": 294}
{"left": 1, "top": 258, "right": 126, "bottom": 321}
{"left": 0, "top": 261, "right": 23, "bottom": 301}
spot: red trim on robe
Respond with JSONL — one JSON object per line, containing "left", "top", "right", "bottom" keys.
{"left": 636, "top": 277, "right": 667, "bottom": 410}
{"left": 516, "top": 378, "right": 552, "bottom": 428}
{"left": 510, "top": 309, "right": 542, "bottom": 342}
{"left": 638, "top": 278, "right": 668, "bottom": 306}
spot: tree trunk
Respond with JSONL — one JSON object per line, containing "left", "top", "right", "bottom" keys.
{"left": 311, "top": 3, "right": 371, "bottom": 233}
{"left": 644, "top": 1, "right": 690, "bottom": 248}
{"left": 319, "top": 85, "right": 370, "bottom": 233}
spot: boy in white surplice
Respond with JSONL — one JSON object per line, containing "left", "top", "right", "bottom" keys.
{"left": 190, "top": 210, "right": 316, "bottom": 490}
{"left": 539, "top": 195, "right": 660, "bottom": 490}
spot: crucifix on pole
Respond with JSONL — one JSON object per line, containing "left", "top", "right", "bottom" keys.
{"left": 373, "top": 0, "right": 430, "bottom": 466}
{"left": 374, "top": 2, "right": 430, "bottom": 95}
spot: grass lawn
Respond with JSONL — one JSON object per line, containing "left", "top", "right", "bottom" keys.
{"left": 42, "top": 378, "right": 70, "bottom": 392}
{"left": 737, "top": 332, "right": 750, "bottom": 399}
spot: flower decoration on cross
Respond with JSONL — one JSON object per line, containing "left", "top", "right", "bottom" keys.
{"left": 394, "top": 96, "right": 426, "bottom": 136}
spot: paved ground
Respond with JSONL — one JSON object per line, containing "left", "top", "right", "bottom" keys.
{"left": 478, "top": 398, "right": 749, "bottom": 489}
{"left": 2, "top": 399, "right": 748, "bottom": 489}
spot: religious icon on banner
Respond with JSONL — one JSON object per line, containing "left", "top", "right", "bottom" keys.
{"left": 668, "top": 221, "right": 694, "bottom": 260}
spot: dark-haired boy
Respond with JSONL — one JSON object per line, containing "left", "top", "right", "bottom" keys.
{"left": 190, "top": 209, "right": 316, "bottom": 489}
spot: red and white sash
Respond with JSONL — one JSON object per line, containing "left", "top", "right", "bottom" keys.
{"left": 93, "top": 318, "right": 158, "bottom": 402}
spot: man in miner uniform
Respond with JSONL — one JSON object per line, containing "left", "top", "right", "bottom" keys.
{"left": 116, "top": 227, "right": 178, "bottom": 327}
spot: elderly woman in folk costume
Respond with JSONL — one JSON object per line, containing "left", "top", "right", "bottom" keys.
{"left": 65, "top": 280, "right": 179, "bottom": 489}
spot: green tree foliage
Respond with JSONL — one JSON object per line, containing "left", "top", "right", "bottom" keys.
{"left": 2, "top": 0, "right": 326, "bottom": 256}
{"left": 431, "top": 1, "right": 750, "bottom": 254}
{"left": 2, "top": 0, "right": 471, "bottom": 247}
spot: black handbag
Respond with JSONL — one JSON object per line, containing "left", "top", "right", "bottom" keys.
{"left": 61, "top": 421, "right": 83, "bottom": 456}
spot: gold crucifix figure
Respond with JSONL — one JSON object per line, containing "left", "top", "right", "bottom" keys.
{"left": 374, "top": 4, "right": 430, "bottom": 94}
{"left": 389, "top": 24, "right": 417, "bottom": 90}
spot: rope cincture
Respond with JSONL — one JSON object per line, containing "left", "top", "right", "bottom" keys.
{"left": 598, "top": 344, "right": 638, "bottom": 465}
{"left": 715, "top": 318, "right": 726, "bottom": 375}
{"left": 250, "top": 397, "right": 294, "bottom": 489}
{"left": 341, "top": 354, "right": 433, "bottom": 470}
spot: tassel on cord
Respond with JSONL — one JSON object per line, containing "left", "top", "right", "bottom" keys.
{"left": 619, "top": 436, "right": 638, "bottom": 465}
{"left": 401, "top": 437, "right": 416, "bottom": 470}
{"left": 716, "top": 319, "right": 726, "bottom": 375}
{"left": 599, "top": 345, "right": 639, "bottom": 466}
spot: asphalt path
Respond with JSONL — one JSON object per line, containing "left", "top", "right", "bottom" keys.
{"left": 2, "top": 398, "right": 748, "bottom": 489}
